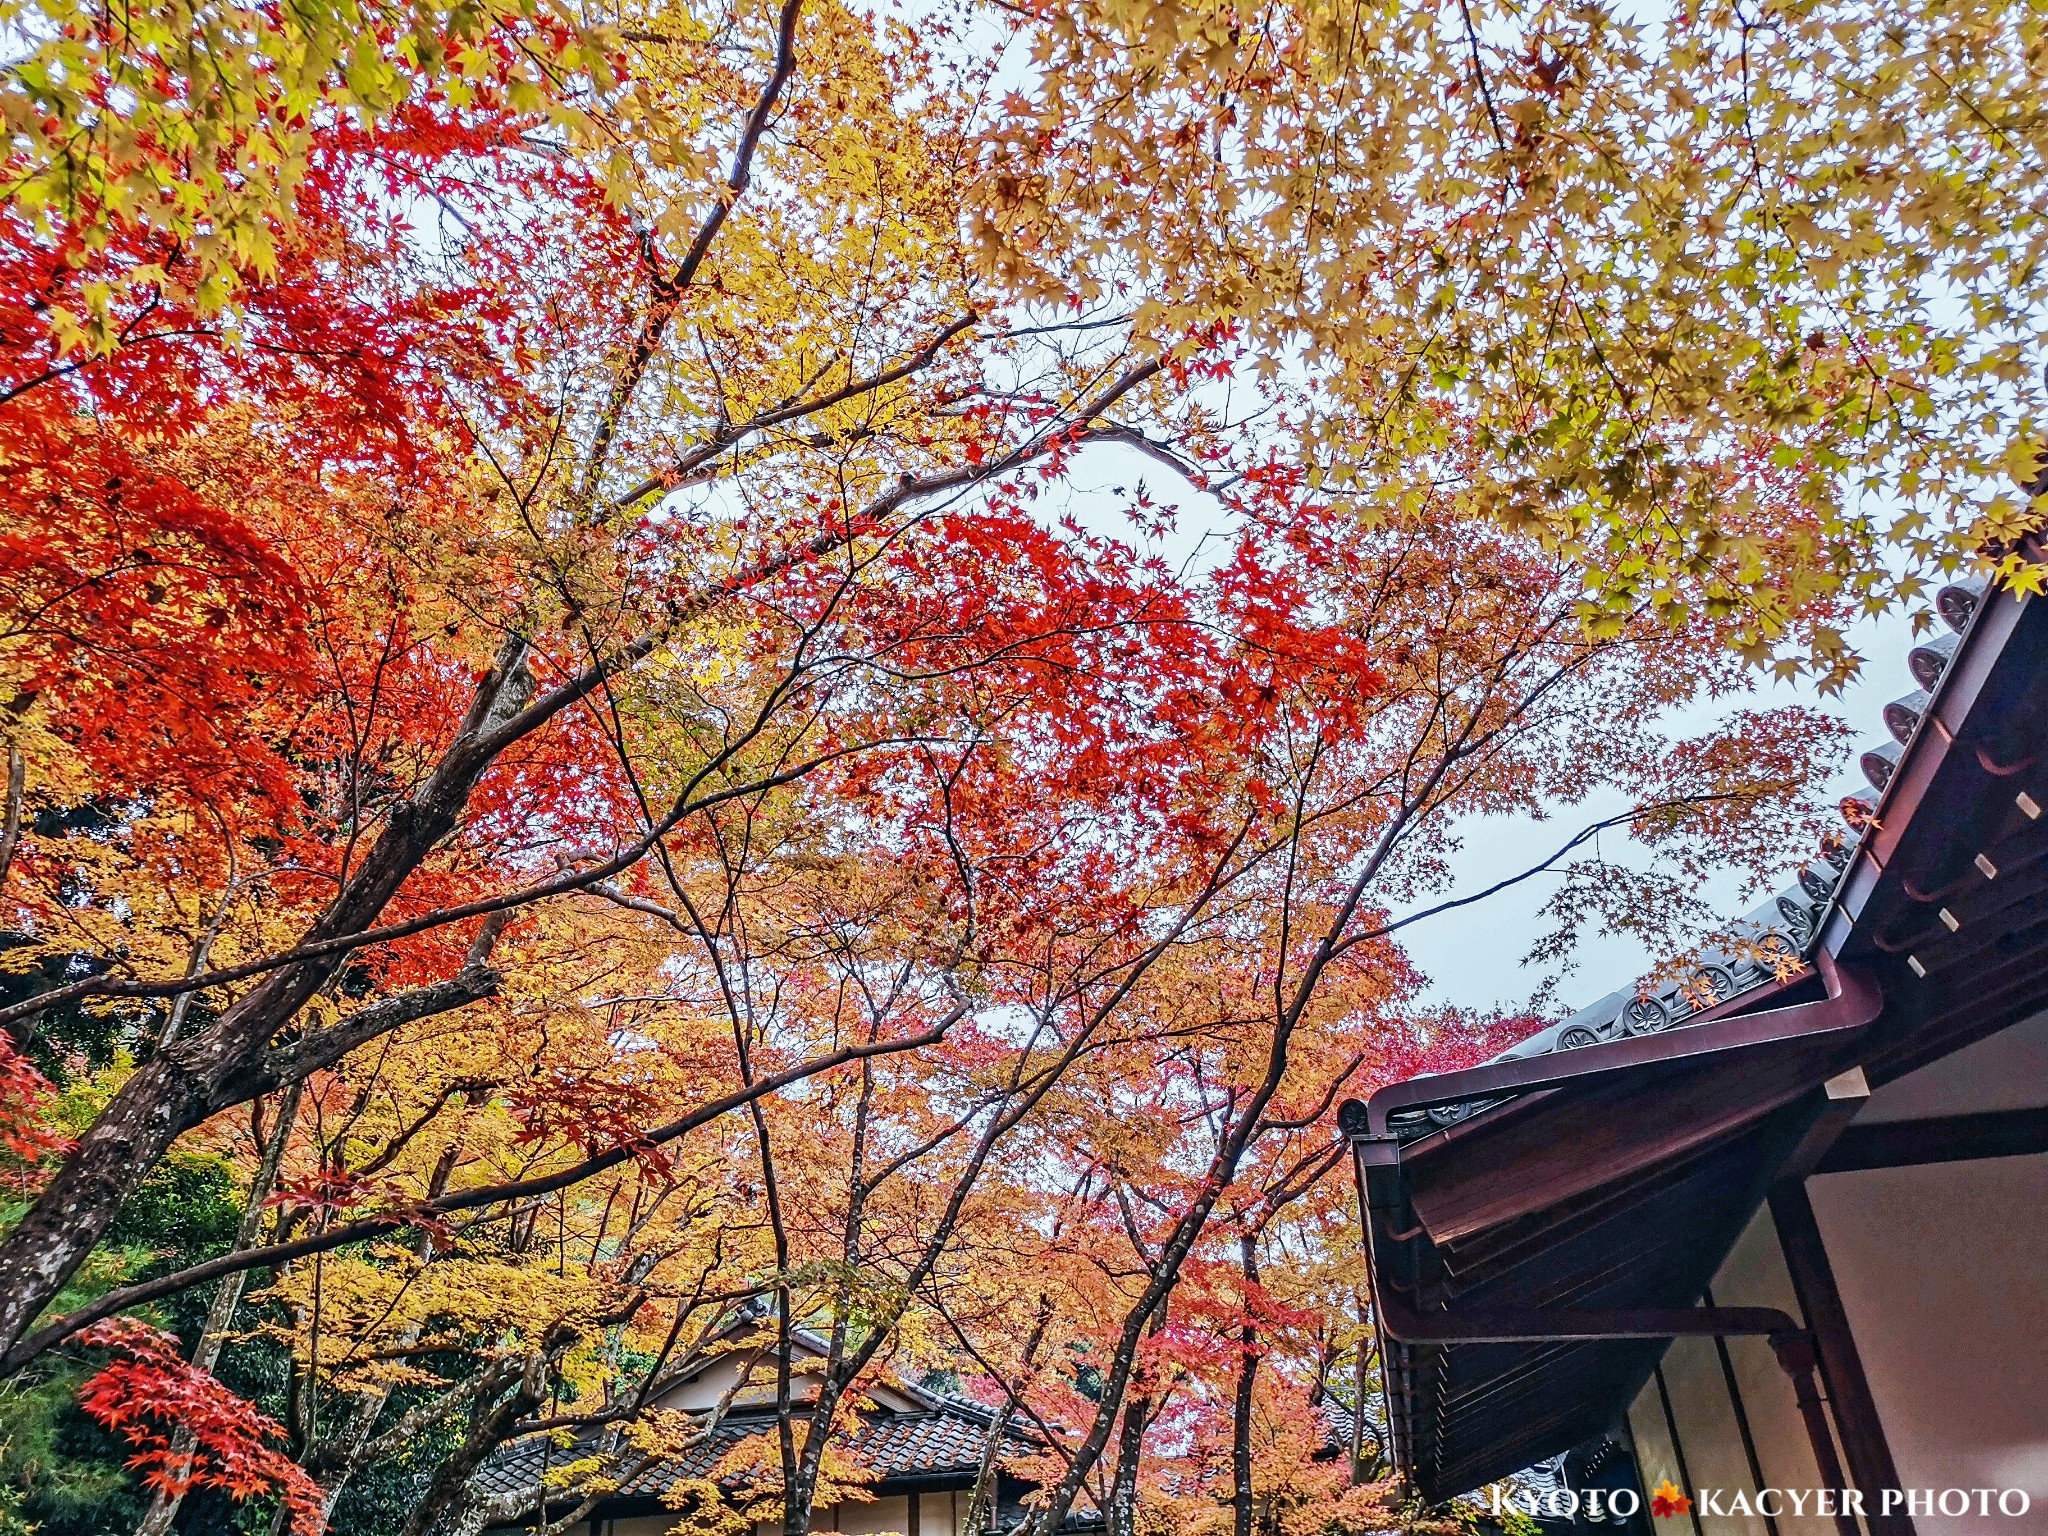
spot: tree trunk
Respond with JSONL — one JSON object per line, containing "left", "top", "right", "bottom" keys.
{"left": 1230, "top": 1234, "right": 1259, "bottom": 1536}
{"left": 400, "top": 1352, "right": 551, "bottom": 1536}
{"left": 1108, "top": 1391, "right": 1148, "bottom": 1536}
{"left": 964, "top": 1302, "right": 1052, "bottom": 1536}
{"left": 1349, "top": 1296, "right": 1373, "bottom": 1485}
{"left": 0, "top": 743, "right": 23, "bottom": 896}
{"left": 0, "top": 641, "right": 531, "bottom": 1364}
{"left": 1107, "top": 1290, "right": 1171, "bottom": 1536}
{"left": 134, "top": 1084, "right": 302, "bottom": 1536}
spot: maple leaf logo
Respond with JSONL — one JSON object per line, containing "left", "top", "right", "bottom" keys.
{"left": 1650, "top": 1480, "right": 1693, "bottom": 1519}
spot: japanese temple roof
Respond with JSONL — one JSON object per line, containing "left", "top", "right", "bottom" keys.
{"left": 475, "top": 1398, "right": 1029, "bottom": 1506}
{"left": 1317, "top": 1400, "right": 1356, "bottom": 1459}
{"left": 476, "top": 1322, "right": 1058, "bottom": 1518}
{"left": 1341, "top": 562, "right": 2048, "bottom": 1503}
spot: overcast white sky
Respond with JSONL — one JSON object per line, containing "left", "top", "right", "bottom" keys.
{"left": 1045, "top": 437, "right": 1921, "bottom": 1019}
{"left": 1392, "top": 610, "right": 1914, "bottom": 1016}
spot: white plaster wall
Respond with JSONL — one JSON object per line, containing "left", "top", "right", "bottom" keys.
{"left": 920, "top": 1490, "right": 963, "bottom": 1536}
{"left": 652, "top": 1356, "right": 835, "bottom": 1412}
{"left": 1807, "top": 1153, "right": 2048, "bottom": 1536}
{"left": 1660, "top": 1334, "right": 1778, "bottom": 1536}
{"left": 1853, "top": 1011, "right": 2048, "bottom": 1124}
{"left": 830, "top": 1493, "right": 914, "bottom": 1534}
{"left": 1629, "top": 1376, "right": 1691, "bottom": 1524}
{"left": 649, "top": 1325, "right": 932, "bottom": 1414}
{"left": 1627, "top": 1207, "right": 1866, "bottom": 1536}
{"left": 656, "top": 1352, "right": 756, "bottom": 1412}
{"left": 1707, "top": 1208, "right": 1841, "bottom": 1536}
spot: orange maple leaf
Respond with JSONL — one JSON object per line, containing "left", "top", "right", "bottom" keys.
{"left": 1650, "top": 1479, "right": 1693, "bottom": 1519}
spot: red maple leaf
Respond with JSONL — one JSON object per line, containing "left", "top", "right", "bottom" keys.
{"left": 78, "top": 1319, "right": 325, "bottom": 1535}
{"left": 1650, "top": 1479, "right": 1693, "bottom": 1519}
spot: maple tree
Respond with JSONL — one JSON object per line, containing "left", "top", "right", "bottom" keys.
{"left": 999, "top": 0, "right": 2048, "bottom": 677}
{"left": 2, "top": 0, "right": 2037, "bottom": 1530}
{"left": 0, "top": 0, "right": 1212, "bottom": 1365}
{"left": 905, "top": 504, "right": 1849, "bottom": 1536}
{"left": 74, "top": 1317, "right": 325, "bottom": 1535}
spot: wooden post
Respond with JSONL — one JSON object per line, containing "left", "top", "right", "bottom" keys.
{"left": 1769, "top": 1182, "right": 1914, "bottom": 1536}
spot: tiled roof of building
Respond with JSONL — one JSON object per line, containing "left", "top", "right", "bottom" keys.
{"left": 475, "top": 1402, "right": 1031, "bottom": 1505}
{"left": 854, "top": 1408, "right": 1015, "bottom": 1477}
{"left": 1317, "top": 1401, "right": 1355, "bottom": 1456}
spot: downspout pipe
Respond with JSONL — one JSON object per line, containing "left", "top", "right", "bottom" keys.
{"left": 1771, "top": 1332, "right": 1863, "bottom": 1536}
{"left": 1369, "top": 1277, "right": 1857, "bottom": 1536}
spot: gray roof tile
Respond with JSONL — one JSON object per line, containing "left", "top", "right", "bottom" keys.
{"left": 477, "top": 1405, "right": 1030, "bottom": 1505}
